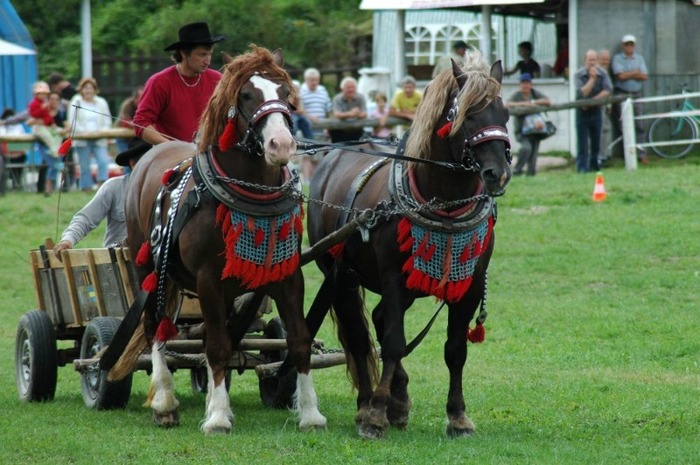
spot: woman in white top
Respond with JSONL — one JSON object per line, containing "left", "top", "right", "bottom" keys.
{"left": 68, "top": 77, "right": 112, "bottom": 191}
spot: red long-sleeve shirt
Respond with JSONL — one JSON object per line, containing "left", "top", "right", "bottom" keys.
{"left": 133, "top": 66, "right": 221, "bottom": 143}
{"left": 28, "top": 96, "right": 54, "bottom": 126}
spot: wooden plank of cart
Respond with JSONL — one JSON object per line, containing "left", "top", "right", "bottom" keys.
{"left": 14, "top": 240, "right": 347, "bottom": 410}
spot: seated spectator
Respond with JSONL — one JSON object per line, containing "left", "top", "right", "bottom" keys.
{"left": 0, "top": 108, "right": 30, "bottom": 191}
{"left": 330, "top": 77, "right": 367, "bottom": 143}
{"left": 505, "top": 41, "right": 541, "bottom": 78}
{"left": 370, "top": 92, "right": 392, "bottom": 139}
{"left": 389, "top": 75, "right": 422, "bottom": 124}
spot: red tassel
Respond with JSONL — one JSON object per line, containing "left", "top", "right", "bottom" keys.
{"left": 397, "top": 217, "right": 412, "bottom": 244}
{"left": 423, "top": 243, "right": 436, "bottom": 261}
{"left": 155, "top": 316, "right": 178, "bottom": 342}
{"left": 254, "top": 227, "right": 265, "bottom": 247}
{"left": 135, "top": 241, "right": 151, "bottom": 267}
{"left": 467, "top": 323, "right": 485, "bottom": 343}
{"left": 216, "top": 204, "right": 229, "bottom": 226}
{"left": 279, "top": 220, "right": 291, "bottom": 241}
{"left": 58, "top": 138, "right": 72, "bottom": 157}
{"left": 141, "top": 271, "right": 157, "bottom": 292}
{"left": 437, "top": 121, "right": 453, "bottom": 138}
{"left": 161, "top": 169, "right": 176, "bottom": 186}
{"left": 294, "top": 214, "right": 303, "bottom": 234}
{"left": 218, "top": 118, "right": 238, "bottom": 151}
{"left": 328, "top": 242, "right": 345, "bottom": 260}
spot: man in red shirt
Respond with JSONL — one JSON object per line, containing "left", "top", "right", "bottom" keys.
{"left": 134, "top": 22, "right": 226, "bottom": 145}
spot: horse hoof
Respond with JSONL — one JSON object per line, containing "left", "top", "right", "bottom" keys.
{"left": 204, "top": 425, "right": 231, "bottom": 435}
{"left": 387, "top": 398, "right": 412, "bottom": 429}
{"left": 446, "top": 417, "right": 475, "bottom": 437}
{"left": 299, "top": 423, "right": 327, "bottom": 432}
{"left": 357, "top": 422, "right": 387, "bottom": 439}
{"left": 152, "top": 410, "right": 180, "bottom": 428}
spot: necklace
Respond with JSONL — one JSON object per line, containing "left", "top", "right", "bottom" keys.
{"left": 176, "top": 65, "right": 201, "bottom": 88}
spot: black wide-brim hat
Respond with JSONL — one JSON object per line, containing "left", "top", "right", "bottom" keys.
{"left": 115, "top": 138, "right": 152, "bottom": 167}
{"left": 164, "top": 22, "right": 227, "bottom": 51}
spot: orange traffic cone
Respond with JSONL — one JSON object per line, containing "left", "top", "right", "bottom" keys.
{"left": 592, "top": 172, "right": 607, "bottom": 202}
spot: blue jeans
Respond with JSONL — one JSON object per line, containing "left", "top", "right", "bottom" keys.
{"left": 292, "top": 114, "right": 314, "bottom": 139}
{"left": 76, "top": 142, "right": 110, "bottom": 190}
{"left": 37, "top": 143, "right": 62, "bottom": 185}
{"left": 576, "top": 109, "right": 602, "bottom": 173}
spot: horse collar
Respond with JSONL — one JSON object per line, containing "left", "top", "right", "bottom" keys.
{"left": 194, "top": 148, "right": 301, "bottom": 217}
{"left": 388, "top": 158, "right": 494, "bottom": 233}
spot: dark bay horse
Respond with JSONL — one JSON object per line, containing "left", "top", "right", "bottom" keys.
{"left": 308, "top": 56, "right": 511, "bottom": 438}
{"left": 122, "top": 46, "right": 325, "bottom": 433}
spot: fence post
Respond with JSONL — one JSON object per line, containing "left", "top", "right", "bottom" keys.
{"left": 621, "top": 98, "right": 638, "bottom": 171}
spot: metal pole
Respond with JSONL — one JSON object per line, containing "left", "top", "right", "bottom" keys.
{"left": 480, "top": 6, "right": 492, "bottom": 62}
{"left": 621, "top": 98, "right": 638, "bottom": 171}
{"left": 81, "top": 0, "right": 93, "bottom": 78}
{"left": 394, "top": 9, "right": 406, "bottom": 86}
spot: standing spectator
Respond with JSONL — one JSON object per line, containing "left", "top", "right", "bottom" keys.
{"left": 389, "top": 75, "right": 422, "bottom": 124}
{"left": 48, "top": 92, "right": 72, "bottom": 191}
{"left": 134, "top": 22, "right": 226, "bottom": 145}
{"left": 574, "top": 50, "right": 612, "bottom": 173}
{"left": 505, "top": 41, "right": 541, "bottom": 78}
{"left": 597, "top": 49, "right": 613, "bottom": 162}
{"left": 28, "top": 81, "right": 64, "bottom": 195}
{"left": 370, "top": 92, "right": 392, "bottom": 139}
{"left": 552, "top": 34, "right": 569, "bottom": 78}
{"left": 432, "top": 40, "right": 471, "bottom": 78}
{"left": 68, "top": 77, "right": 113, "bottom": 192}
{"left": 47, "top": 72, "right": 78, "bottom": 101}
{"left": 299, "top": 67, "right": 332, "bottom": 129}
{"left": 611, "top": 34, "right": 649, "bottom": 164}
{"left": 505, "top": 73, "right": 552, "bottom": 176}
{"left": 330, "top": 77, "right": 367, "bottom": 143}
{"left": 116, "top": 85, "right": 143, "bottom": 153}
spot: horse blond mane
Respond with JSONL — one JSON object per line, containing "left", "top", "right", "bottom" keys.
{"left": 197, "top": 45, "right": 294, "bottom": 152}
{"left": 404, "top": 52, "right": 501, "bottom": 159}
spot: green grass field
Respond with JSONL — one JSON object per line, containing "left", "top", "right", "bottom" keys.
{"left": 1, "top": 156, "right": 699, "bottom": 464}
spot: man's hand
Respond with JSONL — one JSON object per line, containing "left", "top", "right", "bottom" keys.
{"left": 53, "top": 240, "right": 73, "bottom": 260}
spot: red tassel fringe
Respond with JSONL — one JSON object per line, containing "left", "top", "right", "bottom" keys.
{"left": 155, "top": 316, "right": 178, "bottom": 342}
{"left": 141, "top": 271, "right": 157, "bottom": 292}
{"left": 467, "top": 323, "right": 485, "bottom": 343}
{"left": 437, "top": 121, "right": 453, "bottom": 138}
{"left": 58, "top": 139, "right": 72, "bottom": 157}
{"left": 161, "top": 169, "right": 176, "bottom": 186}
{"left": 135, "top": 241, "right": 151, "bottom": 267}
{"left": 218, "top": 118, "right": 238, "bottom": 151}
{"left": 328, "top": 242, "right": 345, "bottom": 260}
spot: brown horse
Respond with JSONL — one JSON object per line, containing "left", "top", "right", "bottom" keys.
{"left": 122, "top": 46, "right": 325, "bottom": 433}
{"left": 307, "top": 55, "right": 511, "bottom": 438}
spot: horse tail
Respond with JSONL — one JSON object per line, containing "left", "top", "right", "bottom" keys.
{"left": 330, "top": 277, "right": 379, "bottom": 391}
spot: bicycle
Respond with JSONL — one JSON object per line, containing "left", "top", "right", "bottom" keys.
{"left": 646, "top": 85, "right": 699, "bottom": 159}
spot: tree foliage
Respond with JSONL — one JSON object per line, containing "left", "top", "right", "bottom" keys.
{"left": 14, "top": 0, "right": 372, "bottom": 80}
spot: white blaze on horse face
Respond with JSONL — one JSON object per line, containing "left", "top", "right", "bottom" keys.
{"left": 250, "top": 75, "right": 297, "bottom": 166}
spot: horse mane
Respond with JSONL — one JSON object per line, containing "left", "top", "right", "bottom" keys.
{"left": 197, "top": 44, "right": 294, "bottom": 152}
{"left": 405, "top": 51, "right": 501, "bottom": 160}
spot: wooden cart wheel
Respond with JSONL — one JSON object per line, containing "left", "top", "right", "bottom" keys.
{"left": 190, "top": 366, "right": 232, "bottom": 394}
{"left": 15, "top": 310, "right": 58, "bottom": 402}
{"left": 80, "top": 317, "right": 132, "bottom": 410}
{"left": 259, "top": 317, "right": 294, "bottom": 408}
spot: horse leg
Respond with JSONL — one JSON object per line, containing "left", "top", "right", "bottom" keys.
{"left": 144, "top": 341, "right": 180, "bottom": 427}
{"left": 199, "top": 286, "right": 234, "bottom": 434}
{"left": 444, "top": 298, "right": 478, "bottom": 437}
{"left": 334, "top": 271, "right": 377, "bottom": 431}
{"left": 358, "top": 275, "right": 409, "bottom": 439}
{"left": 371, "top": 300, "right": 411, "bottom": 429}
{"left": 272, "top": 272, "right": 326, "bottom": 431}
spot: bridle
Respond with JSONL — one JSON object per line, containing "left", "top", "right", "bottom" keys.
{"left": 443, "top": 95, "right": 512, "bottom": 172}
{"left": 228, "top": 80, "right": 294, "bottom": 157}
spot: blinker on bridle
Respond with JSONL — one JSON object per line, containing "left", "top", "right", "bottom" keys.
{"left": 218, "top": 74, "right": 293, "bottom": 156}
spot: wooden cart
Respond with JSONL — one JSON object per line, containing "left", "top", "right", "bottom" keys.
{"left": 14, "top": 243, "right": 346, "bottom": 410}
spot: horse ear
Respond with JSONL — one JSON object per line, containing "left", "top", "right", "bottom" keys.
{"left": 272, "top": 48, "right": 285, "bottom": 67}
{"left": 221, "top": 51, "right": 234, "bottom": 65}
{"left": 490, "top": 60, "right": 504, "bottom": 84}
{"left": 451, "top": 59, "right": 467, "bottom": 88}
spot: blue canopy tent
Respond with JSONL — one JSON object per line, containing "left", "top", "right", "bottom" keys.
{"left": 0, "top": 0, "right": 38, "bottom": 113}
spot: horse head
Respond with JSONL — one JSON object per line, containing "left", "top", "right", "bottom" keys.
{"left": 408, "top": 56, "right": 512, "bottom": 197}
{"left": 198, "top": 46, "right": 297, "bottom": 167}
